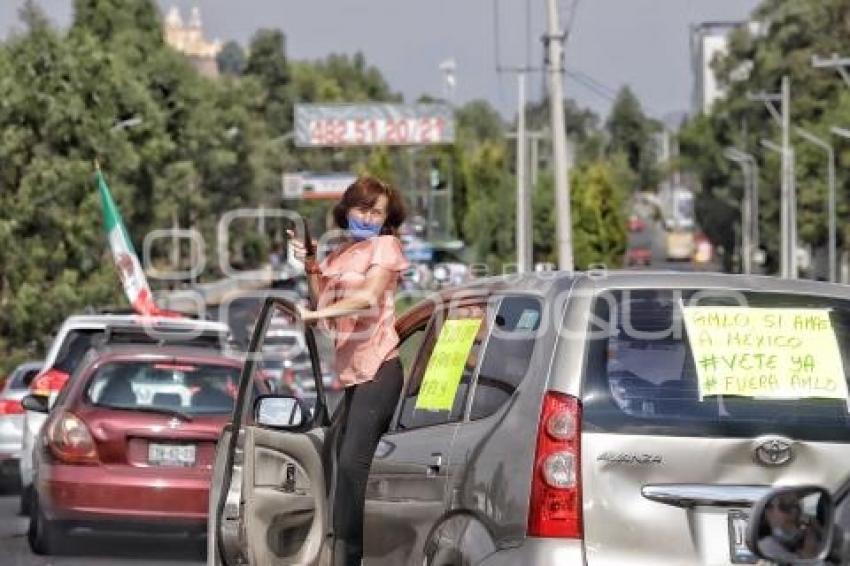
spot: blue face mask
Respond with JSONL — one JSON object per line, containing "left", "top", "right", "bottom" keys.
{"left": 347, "top": 215, "right": 383, "bottom": 241}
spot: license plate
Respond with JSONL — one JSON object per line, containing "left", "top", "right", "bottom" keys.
{"left": 148, "top": 443, "right": 196, "bottom": 467}
{"left": 728, "top": 510, "right": 758, "bottom": 564}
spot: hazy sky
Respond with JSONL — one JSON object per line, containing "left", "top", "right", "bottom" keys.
{"left": 1, "top": 0, "right": 760, "bottom": 119}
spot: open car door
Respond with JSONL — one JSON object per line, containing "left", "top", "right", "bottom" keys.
{"left": 210, "top": 297, "right": 331, "bottom": 565}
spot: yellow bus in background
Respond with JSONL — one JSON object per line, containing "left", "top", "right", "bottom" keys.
{"left": 665, "top": 229, "right": 695, "bottom": 261}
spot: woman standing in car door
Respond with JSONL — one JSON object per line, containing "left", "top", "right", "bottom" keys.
{"left": 289, "top": 175, "right": 409, "bottom": 566}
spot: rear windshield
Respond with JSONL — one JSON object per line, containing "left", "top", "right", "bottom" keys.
{"left": 87, "top": 361, "right": 241, "bottom": 416}
{"left": 582, "top": 289, "right": 850, "bottom": 442}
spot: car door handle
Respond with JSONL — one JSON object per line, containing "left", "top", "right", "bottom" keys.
{"left": 427, "top": 453, "right": 443, "bottom": 477}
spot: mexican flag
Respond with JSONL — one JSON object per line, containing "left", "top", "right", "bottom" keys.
{"left": 97, "top": 169, "right": 161, "bottom": 316}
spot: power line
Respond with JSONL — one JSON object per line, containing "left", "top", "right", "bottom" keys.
{"left": 566, "top": 68, "right": 618, "bottom": 99}
{"left": 565, "top": 70, "right": 612, "bottom": 101}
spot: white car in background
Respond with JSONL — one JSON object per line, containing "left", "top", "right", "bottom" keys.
{"left": 18, "top": 312, "right": 230, "bottom": 515}
{"left": 0, "top": 360, "right": 41, "bottom": 490}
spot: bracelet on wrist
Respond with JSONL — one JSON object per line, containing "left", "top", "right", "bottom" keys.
{"left": 304, "top": 258, "right": 321, "bottom": 275}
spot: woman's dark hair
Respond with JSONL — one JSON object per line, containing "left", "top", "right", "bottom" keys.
{"left": 332, "top": 176, "right": 406, "bottom": 236}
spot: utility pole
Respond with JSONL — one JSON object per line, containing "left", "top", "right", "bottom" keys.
{"left": 545, "top": 0, "right": 573, "bottom": 271}
{"left": 761, "top": 137, "right": 797, "bottom": 279}
{"left": 516, "top": 72, "right": 531, "bottom": 272}
{"left": 781, "top": 77, "right": 797, "bottom": 279}
{"left": 529, "top": 131, "right": 542, "bottom": 188}
{"left": 798, "top": 127, "right": 836, "bottom": 283}
{"left": 748, "top": 76, "right": 794, "bottom": 278}
{"left": 812, "top": 55, "right": 850, "bottom": 282}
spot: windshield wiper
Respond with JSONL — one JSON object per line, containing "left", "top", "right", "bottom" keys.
{"left": 99, "top": 404, "right": 194, "bottom": 422}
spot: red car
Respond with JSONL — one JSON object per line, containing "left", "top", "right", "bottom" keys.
{"left": 27, "top": 345, "right": 258, "bottom": 555}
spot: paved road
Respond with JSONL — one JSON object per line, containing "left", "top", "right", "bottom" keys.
{"left": 0, "top": 491, "right": 205, "bottom": 566}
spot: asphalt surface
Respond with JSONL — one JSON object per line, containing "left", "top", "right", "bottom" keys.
{"left": 0, "top": 490, "right": 205, "bottom": 566}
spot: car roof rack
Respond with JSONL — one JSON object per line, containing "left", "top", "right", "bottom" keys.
{"left": 99, "top": 324, "right": 228, "bottom": 349}
{"left": 84, "top": 305, "right": 206, "bottom": 320}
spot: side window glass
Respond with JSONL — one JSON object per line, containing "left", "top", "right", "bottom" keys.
{"left": 397, "top": 304, "right": 488, "bottom": 430}
{"left": 55, "top": 330, "right": 102, "bottom": 374}
{"left": 398, "top": 325, "right": 427, "bottom": 382}
{"left": 470, "top": 296, "right": 541, "bottom": 420}
{"left": 22, "top": 369, "right": 40, "bottom": 388}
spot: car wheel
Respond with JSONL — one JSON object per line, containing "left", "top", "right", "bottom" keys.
{"left": 27, "top": 497, "right": 65, "bottom": 555}
{"left": 19, "top": 484, "right": 33, "bottom": 516}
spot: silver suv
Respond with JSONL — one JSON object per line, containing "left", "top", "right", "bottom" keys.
{"left": 210, "top": 272, "right": 850, "bottom": 565}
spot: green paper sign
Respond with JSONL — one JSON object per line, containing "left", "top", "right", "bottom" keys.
{"left": 682, "top": 306, "right": 849, "bottom": 403}
{"left": 415, "top": 318, "right": 483, "bottom": 411}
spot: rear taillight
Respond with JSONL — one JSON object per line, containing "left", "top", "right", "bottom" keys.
{"left": 46, "top": 412, "right": 99, "bottom": 465}
{"left": 528, "top": 391, "right": 582, "bottom": 539}
{"left": 0, "top": 399, "right": 24, "bottom": 415}
{"left": 30, "top": 368, "right": 70, "bottom": 397}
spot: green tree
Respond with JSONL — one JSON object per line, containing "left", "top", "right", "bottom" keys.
{"left": 72, "top": 0, "right": 163, "bottom": 62}
{"left": 533, "top": 159, "right": 629, "bottom": 268}
{"left": 678, "top": 0, "right": 850, "bottom": 275}
{"left": 461, "top": 141, "right": 516, "bottom": 268}
{"left": 569, "top": 162, "right": 629, "bottom": 269}
{"left": 0, "top": 4, "right": 276, "bottom": 369}
{"left": 217, "top": 40, "right": 246, "bottom": 76}
{"left": 606, "top": 86, "right": 660, "bottom": 191}
{"left": 244, "top": 29, "right": 291, "bottom": 134}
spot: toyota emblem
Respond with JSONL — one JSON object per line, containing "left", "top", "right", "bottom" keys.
{"left": 754, "top": 437, "right": 793, "bottom": 466}
{"left": 168, "top": 418, "right": 182, "bottom": 429}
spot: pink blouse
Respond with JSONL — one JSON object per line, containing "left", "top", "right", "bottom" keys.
{"left": 317, "top": 235, "right": 410, "bottom": 386}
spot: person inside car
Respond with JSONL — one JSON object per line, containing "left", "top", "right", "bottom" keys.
{"left": 759, "top": 493, "right": 825, "bottom": 560}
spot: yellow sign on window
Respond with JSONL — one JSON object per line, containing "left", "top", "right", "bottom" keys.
{"left": 415, "top": 318, "right": 483, "bottom": 412}
{"left": 681, "top": 306, "right": 849, "bottom": 403}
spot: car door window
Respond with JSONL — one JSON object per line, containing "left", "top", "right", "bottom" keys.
{"left": 398, "top": 325, "right": 427, "bottom": 382}
{"left": 397, "top": 303, "right": 488, "bottom": 430}
{"left": 469, "top": 295, "right": 542, "bottom": 420}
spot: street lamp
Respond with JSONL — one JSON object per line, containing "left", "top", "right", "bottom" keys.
{"left": 724, "top": 147, "right": 759, "bottom": 274}
{"left": 761, "top": 138, "right": 798, "bottom": 278}
{"left": 438, "top": 58, "right": 457, "bottom": 105}
{"left": 796, "top": 127, "right": 837, "bottom": 282}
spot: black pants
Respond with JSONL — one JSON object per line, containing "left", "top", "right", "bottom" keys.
{"left": 329, "top": 358, "right": 403, "bottom": 566}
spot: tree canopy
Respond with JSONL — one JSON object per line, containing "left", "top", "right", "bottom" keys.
{"left": 679, "top": 0, "right": 850, "bottom": 276}
{"left": 0, "top": 1, "right": 632, "bottom": 371}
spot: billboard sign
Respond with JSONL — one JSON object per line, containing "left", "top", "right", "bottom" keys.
{"left": 282, "top": 172, "right": 357, "bottom": 200}
{"left": 294, "top": 103, "right": 455, "bottom": 147}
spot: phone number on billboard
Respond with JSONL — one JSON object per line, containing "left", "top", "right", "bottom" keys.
{"left": 308, "top": 117, "right": 450, "bottom": 146}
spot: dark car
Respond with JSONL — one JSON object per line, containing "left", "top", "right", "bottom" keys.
{"left": 27, "top": 345, "right": 261, "bottom": 556}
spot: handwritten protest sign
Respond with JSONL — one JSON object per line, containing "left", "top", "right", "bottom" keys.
{"left": 681, "top": 306, "right": 849, "bottom": 403}
{"left": 415, "top": 318, "right": 482, "bottom": 411}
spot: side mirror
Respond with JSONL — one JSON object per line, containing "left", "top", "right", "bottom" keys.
{"left": 746, "top": 485, "right": 834, "bottom": 564}
{"left": 22, "top": 394, "right": 49, "bottom": 414}
{"left": 254, "top": 395, "right": 310, "bottom": 429}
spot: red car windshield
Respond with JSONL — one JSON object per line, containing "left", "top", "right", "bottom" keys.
{"left": 86, "top": 361, "right": 241, "bottom": 416}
